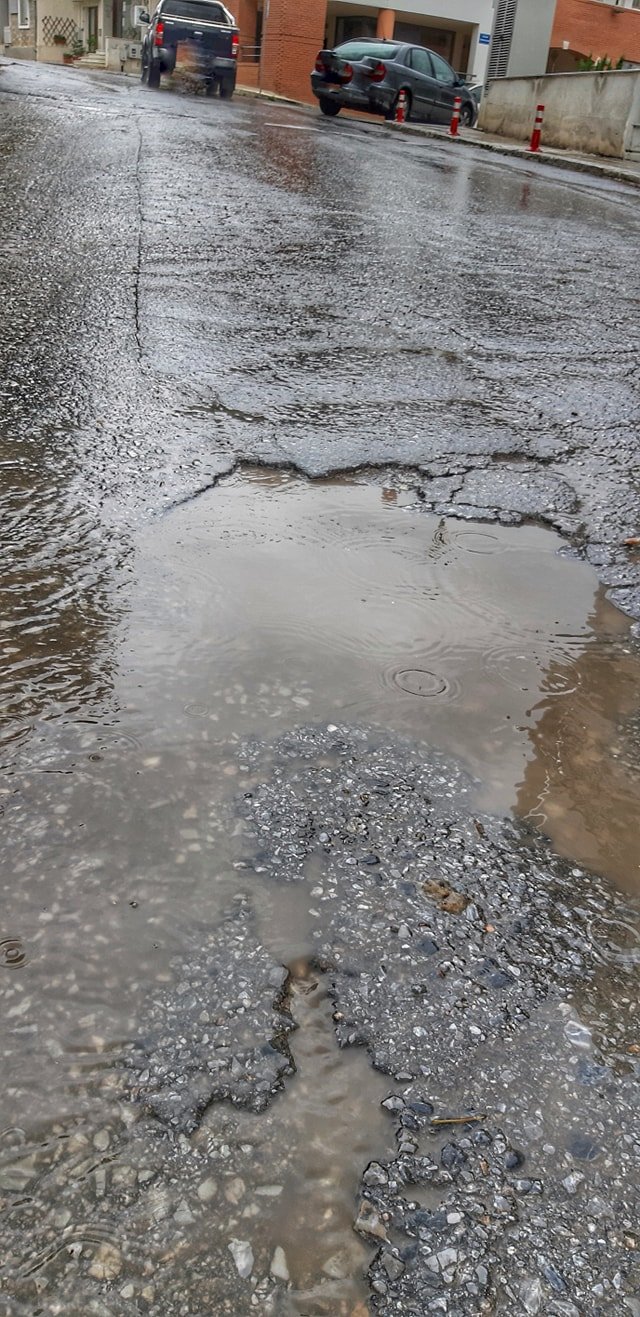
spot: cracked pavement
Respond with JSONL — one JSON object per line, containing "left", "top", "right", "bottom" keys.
{"left": 1, "top": 57, "right": 639, "bottom": 616}
{"left": 1, "top": 56, "right": 639, "bottom": 1317}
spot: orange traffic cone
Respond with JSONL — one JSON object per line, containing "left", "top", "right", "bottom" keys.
{"left": 395, "top": 89, "right": 407, "bottom": 125}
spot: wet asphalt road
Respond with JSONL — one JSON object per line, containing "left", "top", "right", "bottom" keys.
{"left": 1, "top": 58, "right": 639, "bottom": 617}
{"left": 1, "top": 57, "right": 640, "bottom": 1317}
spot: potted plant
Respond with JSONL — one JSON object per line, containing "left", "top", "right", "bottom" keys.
{"left": 53, "top": 33, "right": 66, "bottom": 45}
{"left": 70, "top": 34, "right": 85, "bottom": 60}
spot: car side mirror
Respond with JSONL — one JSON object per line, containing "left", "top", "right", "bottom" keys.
{"left": 138, "top": 10, "right": 150, "bottom": 22}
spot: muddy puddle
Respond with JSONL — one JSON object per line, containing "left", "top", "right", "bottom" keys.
{"left": 138, "top": 467, "right": 639, "bottom": 892}
{"left": 1, "top": 468, "right": 640, "bottom": 1314}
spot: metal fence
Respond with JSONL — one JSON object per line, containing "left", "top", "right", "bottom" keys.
{"left": 238, "top": 41, "right": 260, "bottom": 64}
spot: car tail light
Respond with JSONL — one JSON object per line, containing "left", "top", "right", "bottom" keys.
{"left": 368, "top": 61, "right": 386, "bottom": 83}
{"left": 154, "top": 18, "right": 164, "bottom": 44}
{"left": 314, "top": 52, "right": 326, "bottom": 74}
{"left": 339, "top": 62, "right": 353, "bottom": 84}
{"left": 231, "top": 32, "right": 239, "bottom": 58}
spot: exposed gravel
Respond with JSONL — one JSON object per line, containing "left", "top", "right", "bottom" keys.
{"left": 128, "top": 899, "right": 294, "bottom": 1131}
{"left": 239, "top": 723, "right": 640, "bottom": 1313}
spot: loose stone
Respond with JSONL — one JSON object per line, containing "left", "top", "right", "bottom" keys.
{"left": 228, "top": 1238, "right": 254, "bottom": 1279}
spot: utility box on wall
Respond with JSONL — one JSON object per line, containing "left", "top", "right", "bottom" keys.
{"left": 488, "top": 0, "right": 557, "bottom": 79}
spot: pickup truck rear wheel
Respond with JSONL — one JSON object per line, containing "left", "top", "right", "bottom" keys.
{"left": 148, "top": 60, "right": 161, "bottom": 89}
{"left": 319, "top": 97, "right": 341, "bottom": 117}
{"left": 219, "top": 76, "right": 234, "bottom": 99}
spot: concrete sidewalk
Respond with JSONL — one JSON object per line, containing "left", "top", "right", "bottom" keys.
{"left": 237, "top": 82, "right": 640, "bottom": 190}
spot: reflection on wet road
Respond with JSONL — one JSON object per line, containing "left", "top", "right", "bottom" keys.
{"left": 1, "top": 58, "right": 639, "bottom": 1316}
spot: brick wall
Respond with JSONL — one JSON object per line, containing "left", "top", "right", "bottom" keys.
{"left": 551, "top": 0, "right": 640, "bottom": 64}
{"left": 237, "top": 59, "right": 259, "bottom": 86}
{"left": 259, "top": 0, "right": 327, "bottom": 104}
{"left": 236, "top": 0, "right": 258, "bottom": 53}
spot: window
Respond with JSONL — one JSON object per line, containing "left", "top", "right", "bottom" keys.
{"left": 18, "top": 0, "right": 30, "bottom": 27}
{"left": 334, "top": 17, "right": 376, "bottom": 44}
{"left": 162, "top": 1, "right": 227, "bottom": 21}
{"left": 409, "top": 48, "right": 434, "bottom": 77}
{"left": 488, "top": 0, "right": 517, "bottom": 79}
{"left": 334, "top": 41, "right": 401, "bottom": 61}
{"left": 430, "top": 51, "right": 455, "bottom": 84}
{"left": 395, "top": 23, "right": 454, "bottom": 62}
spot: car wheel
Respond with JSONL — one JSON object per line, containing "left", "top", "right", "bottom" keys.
{"left": 148, "top": 59, "right": 161, "bottom": 89}
{"left": 319, "top": 97, "right": 341, "bottom": 117}
{"left": 219, "top": 76, "right": 235, "bottom": 99}
{"left": 460, "top": 102, "right": 475, "bottom": 128}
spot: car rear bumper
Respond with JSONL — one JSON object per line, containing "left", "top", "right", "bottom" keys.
{"left": 310, "top": 74, "right": 394, "bottom": 116}
{"left": 157, "top": 46, "right": 237, "bottom": 75}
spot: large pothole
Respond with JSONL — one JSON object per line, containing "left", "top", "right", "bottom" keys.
{"left": 1, "top": 469, "right": 639, "bottom": 1315}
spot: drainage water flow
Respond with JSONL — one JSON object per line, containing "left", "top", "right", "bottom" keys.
{"left": 195, "top": 954, "right": 394, "bottom": 1315}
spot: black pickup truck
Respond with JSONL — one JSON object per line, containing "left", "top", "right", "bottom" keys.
{"left": 139, "top": 0, "right": 239, "bottom": 96}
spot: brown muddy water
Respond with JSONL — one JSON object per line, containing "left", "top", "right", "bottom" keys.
{"left": 1, "top": 468, "right": 639, "bottom": 1311}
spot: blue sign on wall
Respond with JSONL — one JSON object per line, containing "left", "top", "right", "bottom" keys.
{"left": 479, "top": 33, "right": 491, "bottom": 44}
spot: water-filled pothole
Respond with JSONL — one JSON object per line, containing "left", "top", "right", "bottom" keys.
{"left": 1, "top": 468, "right": 639, "bottom": 1315}
{"left": 132, "top": 467, "right": 639, "bottom": 893}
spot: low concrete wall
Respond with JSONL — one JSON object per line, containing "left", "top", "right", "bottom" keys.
{"left": 38, "top": 44, "right": 67, "bottom": 64}
{"left": 479, "top": 70, "right": 640, "bottom": 161}
{"left": 105, "top": 37, "right": 140, "bottom": 73}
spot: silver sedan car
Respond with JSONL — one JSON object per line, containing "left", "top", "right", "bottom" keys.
{"left": 311, "top": 38, "right": 478, "bottom": 126}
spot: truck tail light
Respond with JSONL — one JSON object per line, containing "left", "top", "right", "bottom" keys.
{"left": 231, "top": 32, "right": 239, "bottom": 58}
{"left": 154, "top": 19, "right": 164, "bottom": 44}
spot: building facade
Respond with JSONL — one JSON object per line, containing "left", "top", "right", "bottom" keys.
{"left": 549, "top": 0, "right": 640, "bottom": 72}
{"left": 3, "top": 0, "right": 37, "bottom": 59}
{"left": 239, "top": 0, "right": 496, "bottom": 103}
{"left": 3, "top": 0, "right": 497, "bottom": 99}
{"left": 1, "top": 0, "right": 141, "bottom": 63}
{"left": 487, "top": 0, "right": 556, "bottom": 78}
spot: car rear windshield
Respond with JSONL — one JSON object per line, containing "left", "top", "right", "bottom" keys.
{"left": 162, "top": 1, "right": 228, "bottom": 21}
{"left": 334, "top": 41, "right": 400, "bottom": 62}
